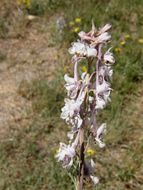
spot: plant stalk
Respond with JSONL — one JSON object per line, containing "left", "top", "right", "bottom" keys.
{"left": 76, "top": 127, "right": 85, "bottom": 190}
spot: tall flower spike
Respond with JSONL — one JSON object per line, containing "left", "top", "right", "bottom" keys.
{"left": 56, "top": 21, "right": 115, "bottom": 189}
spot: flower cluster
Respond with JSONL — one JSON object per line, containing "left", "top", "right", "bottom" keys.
{"left": 56, "top": 22, "right": 115, "bottom": 186}
{"left": 69, "top": 17, "right": 82, "bottom": 33}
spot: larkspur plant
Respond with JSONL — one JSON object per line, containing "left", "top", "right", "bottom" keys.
{"left": 56, "top": 21, "right": 115, "bottom": 190}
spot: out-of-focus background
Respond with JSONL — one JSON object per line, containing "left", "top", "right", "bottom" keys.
{"left": 0, "top": 0, "right": 143, "bottom": 189}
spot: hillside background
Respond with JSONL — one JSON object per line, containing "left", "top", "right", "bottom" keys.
{"left": 0, "top": 0, "right": 143, "bottom": 189}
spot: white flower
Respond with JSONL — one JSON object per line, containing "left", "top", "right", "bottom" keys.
{"left": 90, "top": 159, "right": 96, "bottom": 168}
{"left": 105, "top": 65, "right": 113, "bottom": 79}
{"left": 64, "top": 74, "right": 75, "bottom": 84}
{"left": 99, "top": 64, "right": 113, "bottom": 79}
{"left": 67, "top": 131, "right": 74, "bottom": 141}
{"left": 68, "top": 114, "right": 83, "bottom": 129}
{"left": 61, "top": 99, "right": 80, "bottom": 118}
{"left": 95, "top": 65, "right": 112, "bottom": 109}
{"left": 90, "top": 175, "right": 99, "bottom": 185}
{"left": 103, "top": 90, "right": 111, "bottom": 103}
{"left": 69, "top": 42, "right": 86, "bottom": 55}
{"left": 56, "top": 143, "right": 76, "bottom": 168}
{"left": 64, "top": 74, "right": 75, "bottom": 92}
{"left": 61, "top": 92, "right": 85, "bottom": 129}
{"left": 89, "top": 96, "right": 94, "bottom": 104}
{"left": 86, "top": 46, "right": 97, "bottom": 57}
{"left": 64, "top": 74, "right": 80, "bottom": 98}
{"left": 104, "top": 49, "right": 115, "bottom": 64}
{"left": 95, "top": 123, "right": 107, "bottom": 148}
{"left": 69, "top": 41, "right": 97, "bottom": 57}
{"left": 95, "top": 88, "right": 111, "bottom": 110}
{"left": 96, "top": 80, "right": 111, "bottom": 109}
{"left": 96, "top": 80, "right": 110, "bottom": 94}
{"left": 56, "top": 132, "right": 80, "bottom": 168}
{"left": 95, "top": 96, "right": 106, "bottom": 109}
{"left": 61, "top": 99, "right": 73, "bottom": 119}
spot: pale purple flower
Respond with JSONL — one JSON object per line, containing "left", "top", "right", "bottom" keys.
{"left": 95, "top": 64, "right": 112, "bottom": 110}
{"left": 92, "top": 32, "right": 111, "bottom": 45}
{"left": 105, "top": 65, "right": 113, "bottom": 80}
{"left": 87, "top": 46, "right": 97, "bottom": 57}
{"left": 78, "top": 21, "right": 97, "bottom": 41}
{"left": 104, "top": 48, "right": 115, "bottom": 64}
{"left": 90, "top": 159, "right": 96, "bottom": 168}
{"left": 64, "top": 67, "right": 88, "bottom": 99}
{"left": 64, "top": 74, "right": 81, "bottom": 99}
{"left": 68, "top": 114, "right": 83, "bottom": 130}
{"left": 56, "top": 143, "right": 76, "bottom": 168}
{"left": 78, "top": 31, "right": 95, "bottom": 41}
{"left": 98, "top": 23, "right": 111, "bottom": 35}
{"left": 95, "top": 95, "right": 107, "bottom": 109}
{"left": 78, "top": 23, "right": 111, "bottom": 47}
{"left": 61, "top": 85, "right": 86, "bottom": 129}
{"left": 96, "top": 80, "right": 110, "bottom": 94}
{"left": 95, "top": 123, "right": 107, "bottom": 148}
{"left": 61, "top": 98, "right": 83, "bottom": 128}
{"left": 67, "top": 131, "right": 74, "bottom": 141}
{"left": 56, "top": 131, "right": 80, "bottom": 168}
{"left": 90, "top": 175, "right": 99, "bottom": 185}
{"left": 69, "top": 41, "right": 97, "bottom": 57}
{"left": 69, "top": 41, "right": 86, "bottom": 55}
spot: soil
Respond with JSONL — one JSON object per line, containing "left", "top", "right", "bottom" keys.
{"left": 0, "top": 17, "right": 59, "bottom": 136}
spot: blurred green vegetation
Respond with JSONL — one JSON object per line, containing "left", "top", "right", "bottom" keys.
{"left": 0, "top": 0, "right": 143, "bottom": 190}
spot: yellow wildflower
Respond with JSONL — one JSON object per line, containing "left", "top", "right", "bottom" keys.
{"left": 75, "top": 18, "right": 81, "bottom": 23}
{"left": 64, "top": 65, "right": 69, "bottom": 72}
{"left": 73, "top": 27, "right": 80, "bottom": 33}
{"left": 17, "top": 0, "right": 21, "bottom": 4}
{"left": 114, "top": 47, "right": 122, "bottom": 53}
{"left": 125, "top": 34, "right": 130, "bottom": 39}
{"left": 87, "top": 148, "right": 95, "bottom": 156}
{"left": 56, "top": 149, "right": 59, "bottom": 154}
{"left": 138, "top": 38, "right": 143, "bottom": 44}
{"left": 69, "top": 21, "right": 74, "bottom": 26}
{"left": 17, "top": 0, "right": 31, "bottom": 8}
{"left": 27, "top": 15, "right": 36, "bottom": 21}
{"left": 54, "top": 148, "right": 60, "bottom": 157}
{"left": 120, "top": 41, "right": 126, "bottom": 46}
{"left": 81, "top": 65, "right": 87, "bottom": 72}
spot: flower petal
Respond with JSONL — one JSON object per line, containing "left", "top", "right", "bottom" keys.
{"left": 90, "top": 175, "right": 99, "bottom": 185}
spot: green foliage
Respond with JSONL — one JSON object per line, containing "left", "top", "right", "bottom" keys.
{"left": 28, "top": 0, "right": 45, "bottom": 16}
{"left": 0, "top": 18, "right": 8, "bottom": 38}
{"left": 0, "top": 122, "right": 74, "bottom": 190}
{"left": 18, "top": 77, "right": 65, "bottom": 118}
